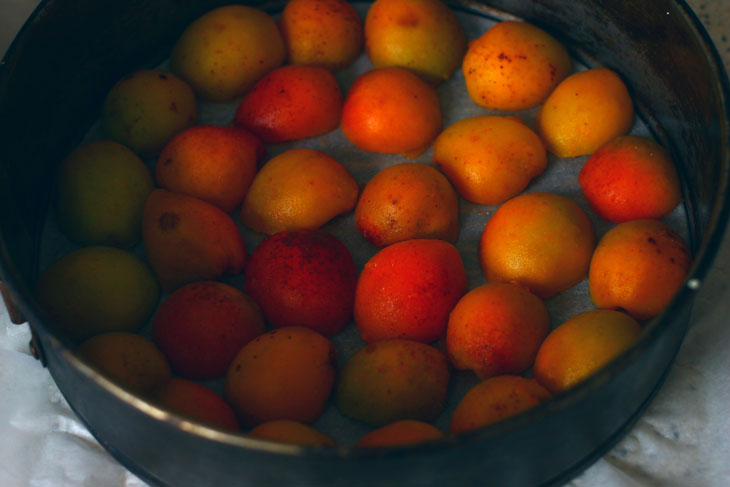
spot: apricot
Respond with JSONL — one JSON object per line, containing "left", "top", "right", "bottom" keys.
{"left": 578, "top": 135, "right": 682, "bottom": 222}
{"left": 533, "top": 310, "right": 641, "bottom": 394}
{"left": 102, "top": 69, "right": 197, "bottom": 157}
{"left": 55, "top": 140, "right": 154, "bottom": 248}
{"left": 354, "top": 162, "right": 459, "bottom": 247}
{"left": 588, "top": 219, "right": 692, "bottom": 321}
{"left": 224, "top": 327, "right": 336, "bottom": 427}
{"left": 153, "top": 281, "right": 266, "bottom": 380}
{"left": 244, "top": 229, "right": 357, "bottom": 337}
{"left": 142, "top": 189, "right": 247, "bottom": 291}
{"left": 479, "top": 192, "right": 595, "bottom": 299}
{"left": 154, "top": 378, "right": 239, "bottom": 431}
{"left": 36, "top": 246, "right": 159, "bottom": 341}
{"left": 233, "top": 65, "right": 343, "bottom": 143}
{"left": 432, "top": 116, "right": 547, "bottom": 205}
{"left": 356, "top": 420, "right": 444, "bottom": 447}
{"left": 78, "top": 332, "right": 172, "bottom": 394}
{"left": 354, "top": 239, "right": 467, "bottom": 343}
{"left": 446, "top": 282, "right": 550, "bottom": 379}
{"left": 239, "top": 148, "right": 358, "bottom": 235}
{"left": 536, "top": 67, "right": 635, "bottom": 158}
{"left": 341, "top": 67, "right": 441, "bottom": 157}
{"left": 248, "top": 420, "right": 336, "bottom": 447}
{"left": 365, "top": 0, "right": 467, "bottom": 84}
{"left": 462, "top": 20, "right": 572, "bottom": 111}
{"left": 449, "top": 376, "right": 551, "bottom": 434}
{"left": 280, "top": 0, "right": 364, "bottom": 71}
{"left": 170, "top": 5, "right": 285, "bottom": 102}
{"left": 335, "top": 339, "right": 450, "bottom": 426}
{"left": 156, "top": 125, "right": 265, "bottom": 213}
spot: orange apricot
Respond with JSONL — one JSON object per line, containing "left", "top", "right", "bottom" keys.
{"left": 233, "top": 65, "right": 343, "bottom": 143}
{"left": 533, "top": 309, "right": 641, "bottom": 394}
{"left": 280, "top": 0, "right": 364, "bottom": 71}
{"left": 446, "top": 282, "right": 550, "bottom": 379}
{"left": 354, "top": 162, "right": 459, "bottom": 247}
{"left": 248, "top": 420, "right": 336, "bottom": 447}
{"left": 365, "top": 0, "right": 467, "bottom": 84}
{"left": 142, "top": 189, "right": 247, "bottom": 291}
{"left": 78, "top": 332, "right": 172, "bottom": 394}
{"left": 536, "top": 67, "right": 634, "bottom": 157}
{"left": 224, "top": 326, "right": 336, "bottom": 427}
{"left": 243, "top": 229, "right": 357, "bottom": 337}
{"left": 462, "top": 20, "right": 572, "bottom": 110}
{"left": 239, "top": 148, "right": 359, "bottom": 235}
{"left": 156, "top": 125, "right": 265, "bottom": 213}
{"left": 335, "top": 339, "right": 450, "bottom": 426}
{"left": 432, "top": 115, "right": 547, "bottom": 205}
{"left": 356, "top": 420, "right": 444, "bottom": 447}
{"left": 588, "top": 219, "right": 692, "bottom": 321}
{"left": 341, "top": 67, "right": 442, "bottom": 157}
{"left": 578, "top": 135, "right": 682, "bottom": 222}
{"left": 152, "top": 281, "right": 266, "bottom": 380}
{"left": 449, "top": 376, "right": 551, "bottom": 434}
{"left": 154, "top": 378, "right": 239, "bottom": 431}
{"left": 354, "top": 239, "right": 467, "bottom": 343}
{"left": 479, "top": 192, "right": 595, "bottom": 299}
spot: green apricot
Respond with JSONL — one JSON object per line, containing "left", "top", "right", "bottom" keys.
{"left": 37, "top": 246, "right": 160, "bottom": 341}
{"left": 56, "top": 140, "right": 154, "bottom": 248}
{"left": 101, "top": 69, "right": 197, "bottom": 156}
{"left": 335, "top": 339, "right": 450, "bottom": 426}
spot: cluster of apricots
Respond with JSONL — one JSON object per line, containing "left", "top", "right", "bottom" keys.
{"left": 36, "top": 0, "right": 691, "bottom": 448}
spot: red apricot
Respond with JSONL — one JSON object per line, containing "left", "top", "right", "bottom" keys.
{"left": 153, "top": 281, "right": 266, "bottom": 380}
{"left": 244, "top": 229, "right": 357, "bottom": 337}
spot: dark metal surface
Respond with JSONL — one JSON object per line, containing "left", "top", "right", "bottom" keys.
{"left": 1, "top": 0, "right": 729, "bottom": 486}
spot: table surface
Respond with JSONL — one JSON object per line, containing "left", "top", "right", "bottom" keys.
{"left": 1, "top": 1, "right": 729, "bottom": 486}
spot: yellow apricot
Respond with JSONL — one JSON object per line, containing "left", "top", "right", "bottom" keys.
{"left": 239, "top": 149, "right": 359, "bottom": 235}
{"left": 536, "top": 67, "right": 634, "bottom": 157}
{"left": 533, "top": 309, "right": 641, "bottom": 394}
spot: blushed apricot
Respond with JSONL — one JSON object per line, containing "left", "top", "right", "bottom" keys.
{"left": 280, "top": 0, "right": 363, "bottom": 71}
{"left": 356, "top": 420, "right": 444, "bottom": 447}
{"left": 170, "top": 5, "right": 285, "bottom": 102}
{"left": 432, "top": 116, "right": 547, "bottom": 205}
{"left": 239, "top": 148, "right": 358, "bottom": 235}
{"left": 536, "top": 67, "right": 634, "bottom": 157}
{"left": 249, "top": 420, "right": 336, "bottom": 447}
{"left": 449, "top": 376, "right": 551, "bottom": 434}
{"left": 153, "top": 281, "right": 266, "bottom": 380}
{"left": 244, "top": 229, "right": 357, "bottom": 337}
{"left": 354, "top": 239, "right": 467, "bottom": 343}
{"left": 533, "top": 310, "right": 641, "bottom": 394}
{"left": 446, "top": 282, "right": 550, "bottom": 379}
{"left": 578, "top": 135, "right": 682, "bottom": 222}
{"left": 335, "top": 339, "right": 450, "bottom": 426}
{"left": 142, "top": 190, "right": 247, "bottom": 291}
{"left": 479, "top": 192, "right": 595, "bottom": 299}
{"left": 365, "top": 0, "right": 467, "bottom": 84}
{"left": 224, "top": 326, "right": 336, "bottom": 427}
{"left": 154, "top": 378, "right": 239, "bottom": 431}
{"left": 233, "top": 65, "right": 343, "bottom": 143}
{"left": 354, "top": 162, "right": 459, "bottom": 247}
{"left": 341, "top": 67, "right": 441, "bottom": 157}
{"left": 462, "top": 20, "right": 572, "bottom": 110}
{"left": 156, "top": 125, "right": 264, "bottom": 213}
{"left": 79, "top": 332, "right": 171, "bottom": 394}
{"left": 588, "top": 219, "right": 692, "bottom": 321}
